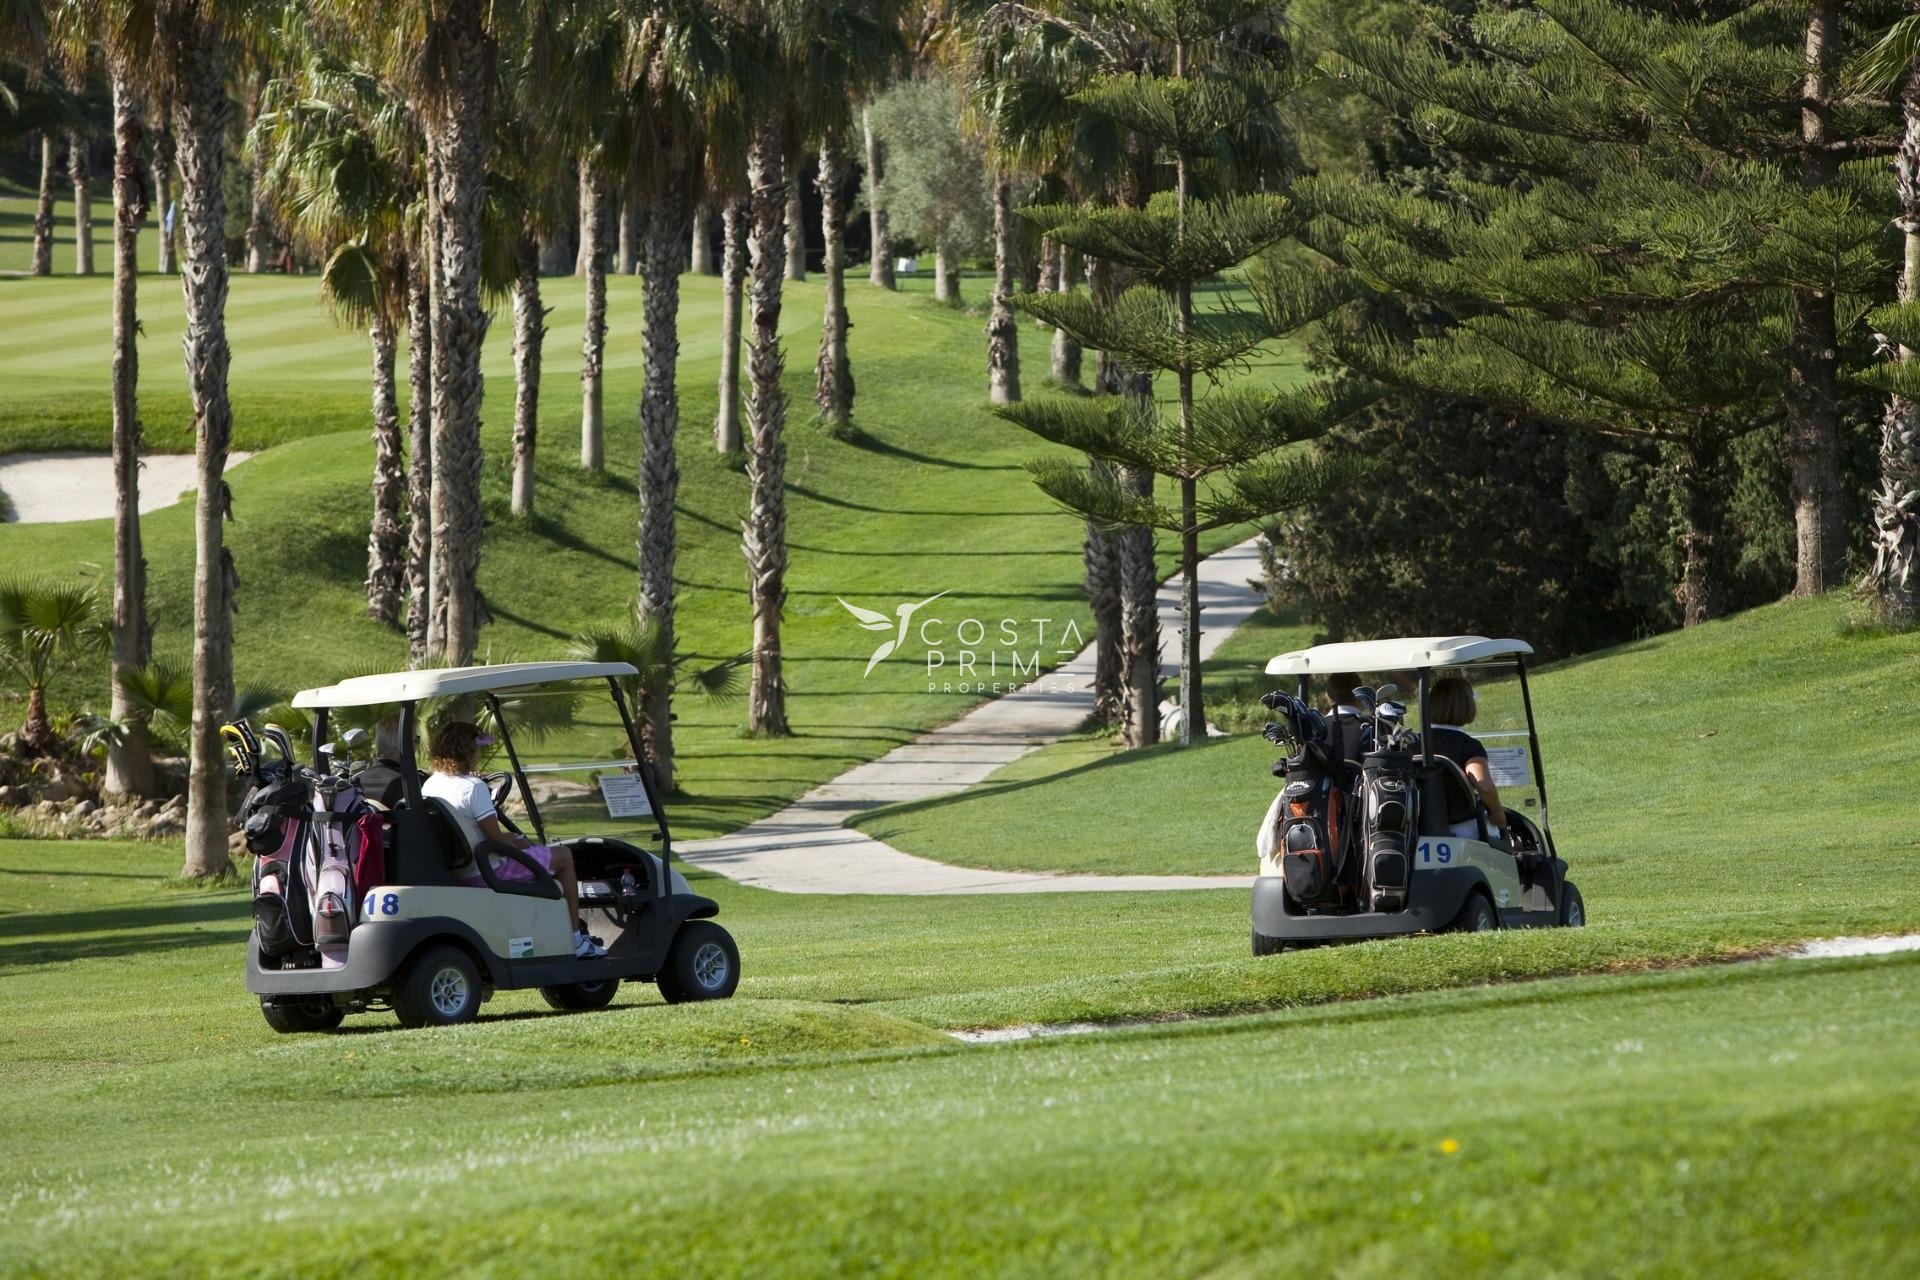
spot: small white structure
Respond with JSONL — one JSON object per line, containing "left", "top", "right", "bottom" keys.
{"left": 895, "top": 256, "right": 919, "bottom": 275}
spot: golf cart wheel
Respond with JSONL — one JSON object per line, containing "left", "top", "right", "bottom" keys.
{"left": 656, "top": 922, "right": 740, "bottom": 1004}
{"left": 1449, "top": 891, "right": 1498, "bottom": 934}
{"left": 1252, "top": 929, "right": 1287, "bottom": 957}
{"left": 540, "top": 979, "right": 621, "bottom": 1012}
{"left": 260, "top": 997, "right": 345, "bottom": 1034}
{"left": 1559, "top": 882, "right": 1586, "bottom": 928}
{"left": 392, "top": 944, "right": 482, "bottom": 1028}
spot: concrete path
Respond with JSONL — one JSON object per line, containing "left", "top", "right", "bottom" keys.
{"left": 0, "top": 451, "right": 253, "bottom": 524}
{"left": 679, "top": 537, "right": 1268, "bottom": 894}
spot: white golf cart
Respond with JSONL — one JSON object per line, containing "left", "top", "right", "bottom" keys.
{"left": 1253, "top": 636, "right": 1584, "bottom": 952}
{"left": 243, "top": 661, "right": 738, "bottom": 1030}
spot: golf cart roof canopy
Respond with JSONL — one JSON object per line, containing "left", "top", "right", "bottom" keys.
{"left": 1264, "top": 636, "right": 1533, "bottom": 677}
{"left": 291, "top": 661, "right": 639, "bottom": 709}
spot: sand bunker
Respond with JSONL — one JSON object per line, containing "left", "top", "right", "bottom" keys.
{"left": 0, "top": 451, "right": 253, "bottom": 523}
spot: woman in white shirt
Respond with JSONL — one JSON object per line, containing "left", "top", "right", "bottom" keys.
{"left": 424, "top": 720, "right": 604, "bottom": 958}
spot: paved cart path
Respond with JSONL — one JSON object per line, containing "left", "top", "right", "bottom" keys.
{"left": 678, "top": 537, "right": 1267, "bottom": 894}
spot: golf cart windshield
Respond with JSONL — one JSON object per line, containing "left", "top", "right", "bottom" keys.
{"left": 1411, "top": 658, "right": 1548, "bottom": 828}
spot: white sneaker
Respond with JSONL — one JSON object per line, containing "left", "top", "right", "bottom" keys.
{"left": 573, "top": 931, "right": 605, "bottom": 959}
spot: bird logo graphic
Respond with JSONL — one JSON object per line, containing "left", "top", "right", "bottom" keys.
{"left": 838, "top": 591, "right": 950, "bottom": 677}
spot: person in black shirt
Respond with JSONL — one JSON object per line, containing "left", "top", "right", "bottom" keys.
{"left": 353, "top": 714, "right": 421, "bottom": 809}
{"left": 1427, "top": 675, "right": 1506, "bottom": 838}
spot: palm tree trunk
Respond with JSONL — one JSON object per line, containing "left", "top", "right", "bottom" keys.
{"left": 405, "top": 246, "right": 434, "bottom": 665}
{"left": 618, "top": 191, "right": 640, "bottom": 276}
{"left": 746, "top": 123, "right": 791, "bottom": 736}
{"left": 511, "top": 229, "right": 545, "bottom": 516}
{"left": 815, "top": 135, "right": 853, "bottom": 431}
{"left": 20, "top": 686, "right": 60, "bottom": 758}
{"left": 716, "top": 197, "right": 747, "bottom": 452}
{"left": 1034, "top": 234, "right": 1057, "bottom": 324}
{"left": 575, "top": 163, "right": 591, "bottom": 276}
{"left": 580, "top": 168, "right": 609, "bottom": 472}
{"left": 366, "top": 310, "right": 406, "bottom": 625}
{"left": 1052, "top": 243, "right": 1083, "bottom": 386}
{"left": 105, "top": 71, "right": 154, "bottom": 800}
{"left": 987, "top": 175, "right": 1020, "bottom": 405}
{"left": 784, "top": 172, "right": 806, "bottom": 283}
{"left": 167, "top": 3, "right": 235, "bottom": 879}
{"left": 422, "top": 0, "right": 492, "bottom": 667}
{"left": 32, "top": 133, "right": 56, "bottom": 276}
{"left": 1787, "top": 1, "right": 1844, "bottom": 595}
{"left": 69, "top": 131, "right": 93, "bottom": 276}
{"left": 934, "top": 236, "right": 960, "bottom": 304}
{"left": 690, "top": 198, "right": 716, "bottom": 275}
{"left": 863, "top": 103, "right": 894, "bottom": 290}
{"left": 639, "top": 176, "right": 689, "bottom": 790}
{"left": 1866, "top": 66, "right": 1920, "bottom": 625}
{"left": 155, "top": 125, "right": 177, "bottom": 275}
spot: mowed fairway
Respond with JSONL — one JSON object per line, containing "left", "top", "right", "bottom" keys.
{"left": 1, "top": 836, "right": 1916, "bottom": 1278}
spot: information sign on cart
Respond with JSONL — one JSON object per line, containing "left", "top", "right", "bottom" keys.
{"left": 597, "top": 772, "right": 654, "bottom": 818}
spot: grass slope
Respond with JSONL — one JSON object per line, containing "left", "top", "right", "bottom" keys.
{"left": 2, "top": 834, "right": 1915, "bottom": 1280}
{"left": 0, "top": 258, "right": 1292, "bottom": 838}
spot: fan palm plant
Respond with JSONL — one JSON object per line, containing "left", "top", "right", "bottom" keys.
{"left": 0, "top": 578, "right": 106, "bottom": 759}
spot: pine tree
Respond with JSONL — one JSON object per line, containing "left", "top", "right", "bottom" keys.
{"left": 1311, "top": 0, "right": 1901, "bottom": 621}
{"left": 993, "top": 0, "right": 1371, "bottom": 745}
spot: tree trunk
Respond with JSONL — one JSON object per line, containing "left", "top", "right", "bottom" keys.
{"left": 1085, "top": 460, "right": 1123, "bottom": 728}
{"left": 784, "top": 171, "right": 806, "bottom": 282}
{"left": 690, "top": 199, "right": 716, "bottom": 275}
{"left": 69, "top": 131, "right": 93, "bottom": 276}
{"left": 244, "top": 73, "right": 274, "bottom": 273}
{"left": 1787, "top": 2, "right": 1845, "bottom": 596}
{"left": 366, "top": 310, "right": 406, "bottom": 625}
{"left": 1174, "top": 132, "right": 1199, "bottom": 745}
{"left": 422, "top": 0, "right": 492, "bottom": 667}
{"left": 580, "top": 168, "right": 609, "bottom": 471}
{"left": 511, "top": 229, "right": 545, "bottom": 516}
{"left": 32, "top": 133, "right": 56, "bottom": 276}
{"left": 1866, "top": 70, "right": 1920, "bottom": 625}
{"left": 1673, "top": 435, "right": 1724, "bottom": 627}
{"left": 105, "top": 72, "right": 154, "bottom": 800}
{"left": 19, "top": 686, "right": 60, "bottom": 758}
{"left": 987, "top": 176, "right": 1021, "bottom": 405}
{"left": 1034, "top": 234, "right": 1057, "bottom": 326}
{"left": 863, "top": 104, "right": 894, "bottom": 289}
{"left": 934, "top": 237, "right": 960, "bottom": 304}
{"left": 575, "top": 163, "right": 592, "bottom": 276}
{"left": 538, "top": 228, "right": 570, "bottom": 276}
{"left": 746, "top": 122, "right": 791, "bottom": 736}
{"left": 815, "top": 136, "right": 854, "bottom": 430}
{"left": 717, "top": 197, "right": 747, "bottom": 452}
{"left": 1052, "top": 244, "right": 1082, "bottom": 386}
{"left": 155, "top": 125, "right": 177, "bottom": 275}
{"left": 404, "top": 245, "right": 434, "bottom": 666}
{"left": 618, "top": 189, "right": 640, "bottom": 276}
{"left": 167, "top": 3, "right": 235, "bottom": 879}
{"left": 639, "top": 176, "right": 689, "bottom": 791}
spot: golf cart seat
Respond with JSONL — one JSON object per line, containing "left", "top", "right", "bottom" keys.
{"left": 407, "top": 797, "right": 562, "bottom": 900}
{"left": 1421, "top": 756, "right": 1510, "bottom": 850}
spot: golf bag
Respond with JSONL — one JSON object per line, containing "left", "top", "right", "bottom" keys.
{"left": 305, "top": 782, "right": 386, "bottom": 967}
{"left": 1275, "top": 763, "right": 1351, "bottom": 907}
{"left": 1357, "top": 749, "right": 1418, "bottom": 912}
{"left": 240, "top": 773, "right": 312, "bottom": 959}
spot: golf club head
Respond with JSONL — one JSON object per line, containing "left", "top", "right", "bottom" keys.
{"left": 1375, "top": 681, "right": 1400, "bottom": 701}
{"left": 341, "top": 727, "right": 367, "bottom": 752}
{"left": 1353, "top": 685, "right": 1377, "bottom": 714}
{"left": 261, "top": 724, "right": 295, "bottom": 766}
{"left": 1262, "top": 721, "right": 1286, "bottom": 745}
{"left": 1259, "top": 690, "right": 1287, "bottom": 711}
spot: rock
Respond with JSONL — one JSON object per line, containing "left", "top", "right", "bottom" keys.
{"left": 33, "top": 776, "right": 84, "bottom": 803}
{"left": 73, "top": 798, "right": 99, "bottom": 817}
{"left": 0, "top": 785, "right": 17, "bottom": 807}
{"left": 162, "top": 795, "right": 185, "bottom": 814}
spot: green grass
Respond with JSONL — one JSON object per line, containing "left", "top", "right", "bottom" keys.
{"left": 1, "top": 836, "right": 1914, "bottom": 1278}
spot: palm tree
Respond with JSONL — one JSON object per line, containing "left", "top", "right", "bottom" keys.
{"left": 154, "top": 121, "right": 177, "bottom": 272}
{"left": 0, "top": 578, "right": 104, "bottom": 760}
{"left": 403, "top": 220, "right": 433, "bottom": 662}
{"left": 252, "top": 56, "right": 420, "bottom": 626}
{"left": 744, "top": 106, "right": 793, "bottom": 735}
{"left": 154, "top": 0, "right": 247, "bottom": 878}
{"left": 67, "top": 124, "right": 91, "bottom": 274}
{"left": 1852, "top": 13, "right": 1920, "bottom": 625}
{"left": 715, "top": 190, "right": 748, "bottom": 451}
{"left": 569, "top": 617, "right": 745, "bottom": 774}
{"left": 862, "top": 100, "right": 893, "bottom": 288}
{"left": 32, "top": 131, "right": 56, "bottom": 273}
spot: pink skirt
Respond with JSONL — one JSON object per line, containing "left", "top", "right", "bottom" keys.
{"left": 458, "top": 845, "right": 558, "bottom": 887}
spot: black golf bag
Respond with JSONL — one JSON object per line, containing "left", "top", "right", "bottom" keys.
{"left": 240, "top": 772, "right": 313, "bottom": 960}
{"left": 1276, "top": 763, "right": 1352, "bottom": 907}
{"left": 1357, "top": 748, "right": 1418, "bottom": 912}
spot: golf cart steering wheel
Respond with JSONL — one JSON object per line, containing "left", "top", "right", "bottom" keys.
{"left": 483, "top": 771, "right": 515, "bottom": 811}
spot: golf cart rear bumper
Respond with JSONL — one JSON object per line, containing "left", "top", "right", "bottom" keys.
{"left": 1252, "top": 869, "right": 1481, "bottom": 942}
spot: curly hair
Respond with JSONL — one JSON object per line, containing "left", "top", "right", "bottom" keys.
{"left": 427, "top": 720, "right": 485, "bottom": 775}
